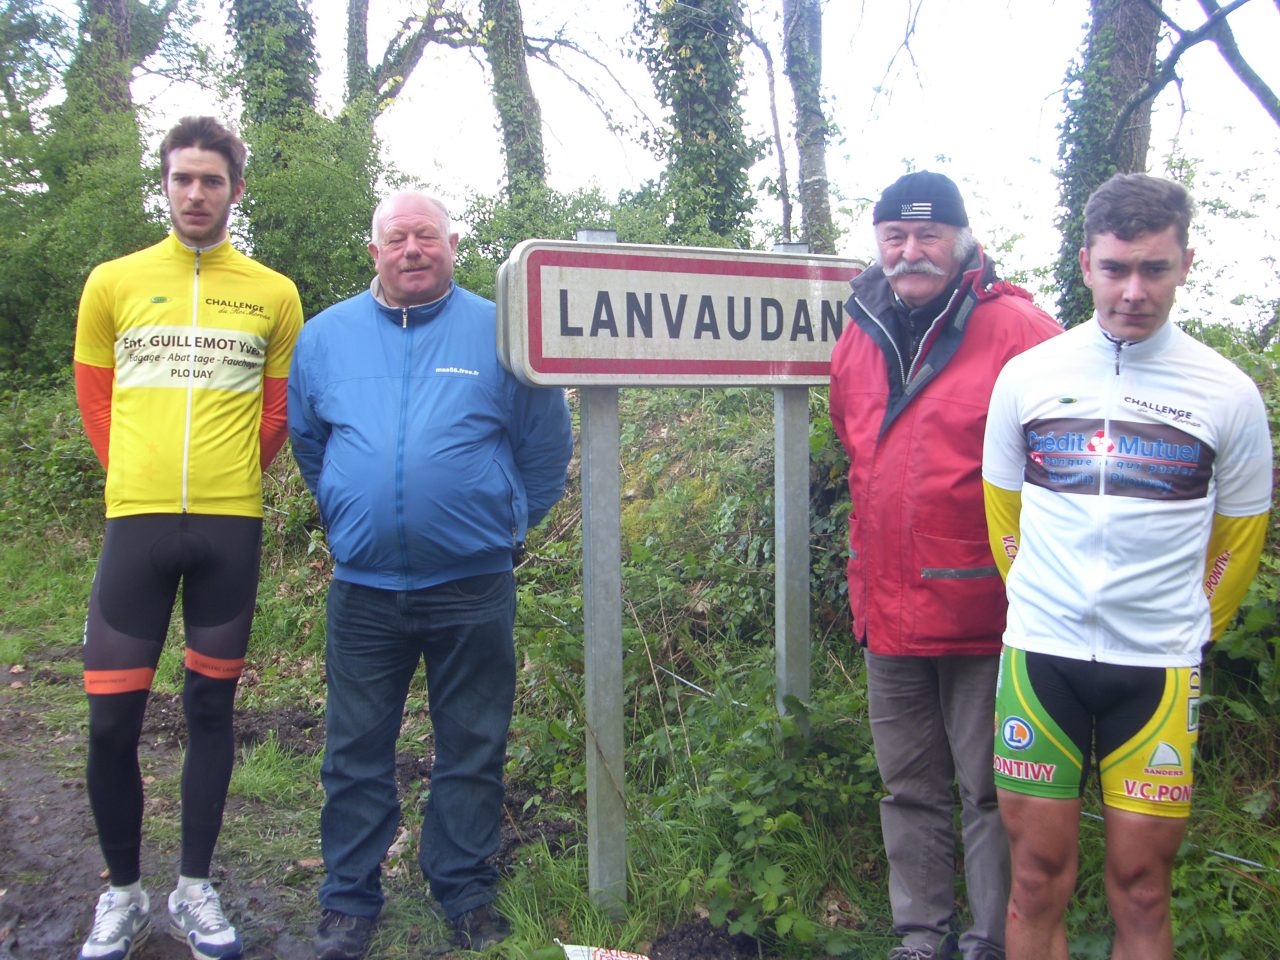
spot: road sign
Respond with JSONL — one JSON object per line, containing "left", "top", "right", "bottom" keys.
{"left": 498, "top": 240, "right": 865, "bottom": 386}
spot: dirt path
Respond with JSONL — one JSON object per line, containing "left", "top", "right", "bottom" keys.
{"left": 0, "top": 682, "right": 759, "bottom": 960}
{"left": 0, "top": 683, "right": 315, "bottom": 959}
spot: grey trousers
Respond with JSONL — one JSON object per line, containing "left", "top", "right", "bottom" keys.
{"left": 865, "top": 650, "right": 1009, "bottom": 959}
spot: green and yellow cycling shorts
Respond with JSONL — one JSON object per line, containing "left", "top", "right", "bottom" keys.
{"left": 993, "top": 646, "right": 1200, "bottom": 818}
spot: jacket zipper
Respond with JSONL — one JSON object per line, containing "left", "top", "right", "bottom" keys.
{"left": 852, "top": 296, "right": 907, "bottom": 386}
{"left": 1090, "top": 331, "right": 1129, "bottom": 660}
{"left": 181, "top": 249, "right": 201, "bottom": 512}
{"left": 852, "top": 288, "right": 958, "bottom": 391}
{"left": 395, "top": 308, "right": 412, "bottom": 578}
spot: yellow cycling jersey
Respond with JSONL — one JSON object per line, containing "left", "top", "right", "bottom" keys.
{"left": 75, "top": 233, "right": 303, "bottom": 518}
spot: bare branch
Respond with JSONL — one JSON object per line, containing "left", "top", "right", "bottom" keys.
{"left": 870, "top": 0, "right": 926, "bottom": 110}
{"left": 739, "top": 19, "right": 791, "bottom": 240}
{"left": 1106, "top": 0, "right": 1253, "bottom": 157}
{"left": 524, "top": 33, "right": 660, "bottom": 137}
{"left": 1196, "top": 0, "right": 1280, "bottom": 127}
{"left": 372, "top": 5, "right": 476, "bottom": 111}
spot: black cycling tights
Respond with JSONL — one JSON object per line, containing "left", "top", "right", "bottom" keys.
{"left": 83, "top": 513, "right": 261, "bottom": 885}
{"left": 87, "top": 673, "right": 239, "bottom": 882}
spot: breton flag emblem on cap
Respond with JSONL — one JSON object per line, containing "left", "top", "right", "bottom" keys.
{"left": 900, "top": 202, "right": 934, "bottom": 219}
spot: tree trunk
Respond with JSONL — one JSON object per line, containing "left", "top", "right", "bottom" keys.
{"left": 480, "top": 0, "right": 546, "bottom": 195}
{"left": 781, "top": 0, "right": 834, "bottom": 253}
{"left": 46, "top": 0, "right": 145, "bottom": 192}
{"left": 69, "top": 0, "right": 133, "bottom": 113}
{"left": 1053, "top": 0, "right": 1161, "bottom": 326}
{"left": 637, "top": 0, "right": 759, "bottom": 246}
{"left": 229, "top": 0, "right": 318, "bottom": 125}
{"left": 345, "top": 0, "right": 371, "bottom": 105}
{"left": 1094, "top": 0, "right": 1161, "bottom": 172}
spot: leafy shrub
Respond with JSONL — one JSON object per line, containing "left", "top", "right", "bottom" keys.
{"left": 0, "top": 372, "right": 104, "bottom": 534}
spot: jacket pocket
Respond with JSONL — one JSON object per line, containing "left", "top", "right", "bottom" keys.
{"left": 845, "top": 516, "right": 867, "bottom": 641}
{"left": 492, "top": 455, "right": 525, "bottom": 542}
{"left": 907, "top": 530, "right": 1006, "bottom": 645}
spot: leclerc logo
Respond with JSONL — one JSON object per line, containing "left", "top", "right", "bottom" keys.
{"left": 1002, "top": 717, "right": 1034, "bottom": 751}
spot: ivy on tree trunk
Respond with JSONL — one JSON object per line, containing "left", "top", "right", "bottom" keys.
{"left": 481, "top": 0, "right": 546, "bottom": 196}
{"left": 635, "top": 0, "right": 761, "bottom": 247}
{"left": 1054, "top": 0, "right": 1160, "bottom": 327}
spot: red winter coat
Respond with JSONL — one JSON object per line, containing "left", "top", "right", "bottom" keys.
{"left": 828, "top": 248, "right": 1060, "bottom": 656}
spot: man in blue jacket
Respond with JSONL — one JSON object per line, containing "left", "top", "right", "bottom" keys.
{"left": 288, "top": 191, "right": 573, "bottom": 959}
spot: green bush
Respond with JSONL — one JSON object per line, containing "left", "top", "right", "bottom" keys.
{"left": 0, "top": 372, "right": 104, "bottom": 533}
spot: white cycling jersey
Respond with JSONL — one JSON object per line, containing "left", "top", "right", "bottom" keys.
{"left": 983, "top": 317, "right": 1272, "bottom": 667}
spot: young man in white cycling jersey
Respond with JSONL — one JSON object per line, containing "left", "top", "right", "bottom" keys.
{"left": 982, "top": 172, "right": 1272, "bottom": 960}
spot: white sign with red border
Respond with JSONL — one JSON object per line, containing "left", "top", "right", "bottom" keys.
{"left": 498, "top": 240, "right": 865, "bottom": 386}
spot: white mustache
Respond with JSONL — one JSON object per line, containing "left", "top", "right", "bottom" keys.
{"left": 883, "top": 259, "right": 946, "bottom": 278}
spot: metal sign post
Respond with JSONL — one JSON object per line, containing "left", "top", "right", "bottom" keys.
{"left": 772, "top": 242, "right": 813, "bottom": 729}
{"left": 575, "top": 232, "right": 627, "bottom": 917}
{"left": 498, "top": 238, "right": 863, "bottom": 910}
{"left": 581, "top": 388, "right": 626, "bottom": 913}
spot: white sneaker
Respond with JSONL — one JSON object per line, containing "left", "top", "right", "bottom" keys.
{"left": 78, "top": 888, "right": 151, "bottom": 960}
{"left": 167, "top": 881, "right": 243, "bottom": 959}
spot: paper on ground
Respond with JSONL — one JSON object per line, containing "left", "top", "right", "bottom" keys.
{"left": 555, "top": 939, "right": 651, "bottom": 960}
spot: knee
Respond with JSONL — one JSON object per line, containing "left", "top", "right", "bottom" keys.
{"left": 183, "top": 673, "right": 237, "bottom": 732}
{"left": 1106, "top": 860, "right": 1172, "bottom": 922}
{"left": 87, "top": 691, "right": 147, "bottom": 755}
{"left": 1009, "top": 845, "right": 1076, "bottom": 915}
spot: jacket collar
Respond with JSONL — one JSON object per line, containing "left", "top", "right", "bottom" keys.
{"left": 370, "top": 278, "right": 455, "bottom": 325}
{"left": 1088, "top": 314, "right": 1176, "bottom": 373}
{"left": 164, "top": 231, "right": 234, "bottom": 262}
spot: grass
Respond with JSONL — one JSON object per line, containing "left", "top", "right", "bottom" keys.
{"left": 0, "top": 531, "right": 96, "bottom": 663}
{"left": 3, "top": 379, "right": 1279, "bottom": 957}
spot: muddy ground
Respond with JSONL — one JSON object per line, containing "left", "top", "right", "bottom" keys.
{"left": 0, "top": 671, "right": 762, "bottom": 960}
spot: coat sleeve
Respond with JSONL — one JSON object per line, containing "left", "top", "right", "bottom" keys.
{"left": 828, "top": 352, "right": 851, "bottom": 454}
{"left": 511, "top": 384, "right": 573, "bottom": 530}
{"left": 287, "top": 332, "right": 329, "bottom": 496}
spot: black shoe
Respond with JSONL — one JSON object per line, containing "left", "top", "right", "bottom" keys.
{"left": 451, "top": 902, "right": 511, "bottom": 951}
{"left": 314, "top": 910, "right": 374, "bottom": 960}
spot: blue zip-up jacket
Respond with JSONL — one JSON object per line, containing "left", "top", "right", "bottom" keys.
{"left": 288, "top": 281, "right": 573, "bottom": 590}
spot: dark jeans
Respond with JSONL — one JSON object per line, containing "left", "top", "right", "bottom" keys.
{"left": 318, "top": 572, "right": 516, "bottom": 921}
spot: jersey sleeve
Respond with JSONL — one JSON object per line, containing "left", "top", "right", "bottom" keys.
{"left": 75, "top": 362, "right": 114, "bottom": 469}
{"left": 259, "top": 375, "right": 289, "bottom": 470}
{"left": 263, "top": 280, "right": 303, "bottom": 379}
{"left": 1203, "top": 512, "right": 1269, "bottom": 642}
{"left": 73, "top": 265, "right": 117, "bottom": 369}
{"left": 260, "top": 279, "right": 302, "bottom": 471}
{"left": 984, "top": 479, "right": 1023, "bottom": 581}
{"left": 1211, "top": 381, "right": 1272, "bottom": 517}
{"left": 73, "top": 266, "right": 119, "bottom": 469}
{"left": 982, "top": 362, "right": 1028, "bottom": 492}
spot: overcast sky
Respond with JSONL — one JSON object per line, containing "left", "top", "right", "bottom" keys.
{"left": 130, "top": 0, "right": 1280, "bottom": 326}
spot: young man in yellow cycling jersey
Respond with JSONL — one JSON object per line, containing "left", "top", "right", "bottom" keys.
{"left": 73, "top": 116, "right": 302, "bottom": 960}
